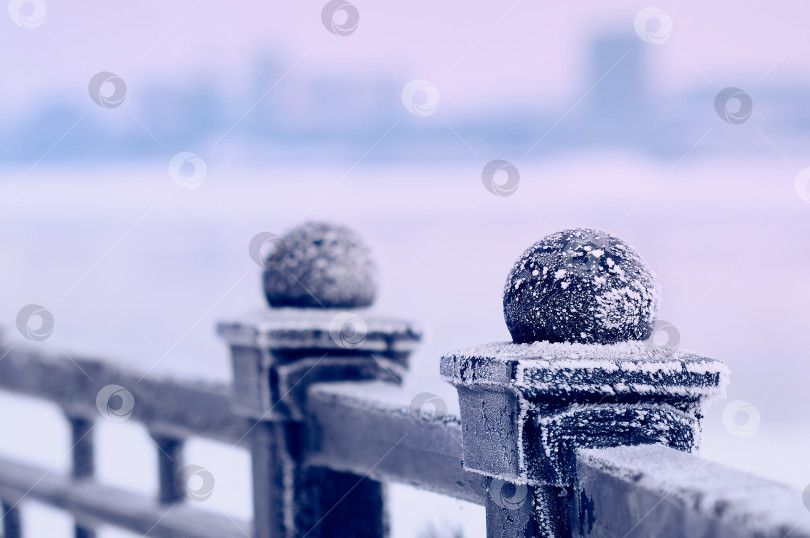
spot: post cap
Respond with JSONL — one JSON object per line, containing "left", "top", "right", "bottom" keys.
{"left": 503, "top": 228, "right": 660, "bottom": 345}
{"left": 220, "top": 221, "right": 421, "bottom": 420}
{"left": 441, "top": 229, "right": 729, "bottom": 487}
{"left": 263, "top": 221, "right": 377, "bottom": 309}
{"left": 217, "top": 308, "right": 422, "bottom": 357}
{"left": 441, "top": 340, "right": 728, "bottom": 404}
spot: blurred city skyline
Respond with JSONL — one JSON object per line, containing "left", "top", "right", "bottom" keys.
{"left": 2, "top": 0, "right": 810, "bottom": 164}
{"left": 5, "top": 30, "right": 810, "bottom": 164}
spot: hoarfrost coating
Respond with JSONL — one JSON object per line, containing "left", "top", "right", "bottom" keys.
{"left": 503, "top": 228, "right": 661, "bottom": 345}
{"left": 263, "top": 221, "right": 377, "bottom": 309}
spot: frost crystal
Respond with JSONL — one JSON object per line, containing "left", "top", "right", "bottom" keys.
{"left": 503, "top": 228, "right": 661, "bottom": 344}
{"left": 263, "top": 221, "right": 377, "bottom": 308}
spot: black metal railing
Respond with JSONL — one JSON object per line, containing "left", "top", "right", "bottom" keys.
{"left": 0, "top": 333, "right": 809, "bottom": 537}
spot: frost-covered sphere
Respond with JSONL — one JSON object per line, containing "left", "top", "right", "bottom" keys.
{"left": 263, "top": 222, "right": 377, "bottom": 308}
{"left": 503, "top": 228, "right": 660, "bottom": 344}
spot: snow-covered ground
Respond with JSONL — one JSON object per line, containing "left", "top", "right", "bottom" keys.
{"left": 1, "top": 153, "right": 809, "bottom": 536}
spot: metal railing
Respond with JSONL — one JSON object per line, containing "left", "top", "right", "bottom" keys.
{"left": 1, "top": 311, "right": 808, "bottom": 537}
{"left": 0, "top": 344, "right": 250, "bottom": 538}
{"left": 2, "top": 228, "right": 810, "bottom": 538}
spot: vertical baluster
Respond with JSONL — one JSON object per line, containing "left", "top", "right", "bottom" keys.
{"left": 69, "top": 416, "right": 94, "bottom": 480}
{"left": 73, "top": 526, "right": 96, "bottom": 538}
{"left": 67, "top": 415, "right": 96, "bottom": 538}
{"left": 150, "top": 433, "right": 186, "bottom": 505}
{"left": 249, "top": 421, "right": 286, "bottom": 538}
{"left": 483, "top": 479, "right": 540, "bottom": 538}
{"left": 1, "top": 501, "right": 21, "bottom": 538}
{"left": 249, "top": 420, "right": 389, "bottom": 538}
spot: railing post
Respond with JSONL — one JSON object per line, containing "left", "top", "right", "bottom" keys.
{"left": 440, "top": 228, "right": 729, "bottom": 537}
{"left": 1, "top": 501, "right": 21, "bottom": 538}
{"left": 149, "top": 433, "right": 186, "bottom": 505}
{"left": 67, "top": 414, "right": 97, "bottom": 538}
{"left": 217, "top": 222, "right": 421, "bottom": 538}
{"left": 68, "top": 416, "right": 94, "bottom": 480}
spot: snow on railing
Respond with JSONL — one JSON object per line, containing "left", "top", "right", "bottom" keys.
{"left": 1, "top": 222, "right": 809, "bottom": 538}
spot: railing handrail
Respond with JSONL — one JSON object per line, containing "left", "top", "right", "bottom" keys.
{"left": 306, "top": 381, "right": 486, "bottom": 505}
{"left": 2, "top": 344, "right": 809, "bottom": 537}
{"left": 0, "top": 343, "right": 253, "bottom": 538}
{"left": 0, "top": 454, "right": 249, "bottom": 538}
{"left": 0, "top": 343, "right": 486, "bottom": 505}
{"left": 0, "top": 344, "right": 250, "bottom": 445}
{"left": 577, "top": 444, "right": 810, "bottom": 538}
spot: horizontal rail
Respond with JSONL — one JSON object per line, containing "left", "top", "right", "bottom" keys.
{"left": 0, "top": 455, "right": 249, "bottom": 538}
{"left": 576, "top": 444, "right": 810, "bottom": 538}
{"left": 306, "top": 381, "right": 487, "bottom": 505}
{"left": 0, "top": 345, "right": 251, "bottom": 446}
{"left": 6, "top": 344, "right": 809, "bottom": 537}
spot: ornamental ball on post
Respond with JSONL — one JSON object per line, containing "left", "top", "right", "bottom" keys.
{"left": 263, "top": 221, "right": 377, "bottom": 308}
{"left": 503, "top": 228, "right": 661, "bottom": 344}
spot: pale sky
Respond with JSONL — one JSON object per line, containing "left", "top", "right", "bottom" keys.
{"left": 1, "top": 0, "right": 809, "bottom": 114}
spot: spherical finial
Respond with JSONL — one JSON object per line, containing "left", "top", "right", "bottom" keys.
{"left": 263, "top": 221, "right": 377, "bottom": 308}
{"left": 503, "top": 228, "right": 661, "bottom": 345}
